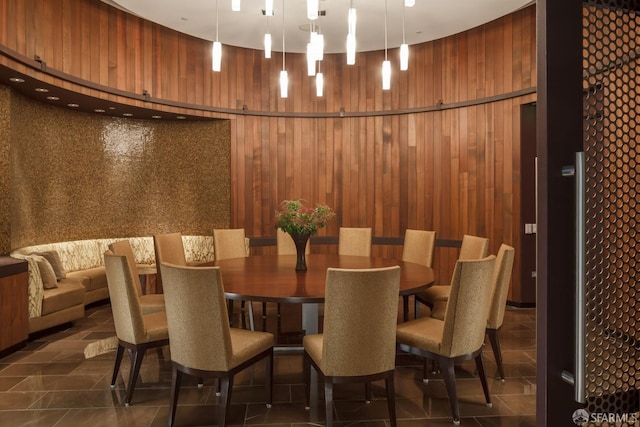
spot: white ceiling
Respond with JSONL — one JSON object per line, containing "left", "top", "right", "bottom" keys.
{"left": 104, "top": 0, "right": 534, "bottom": 54}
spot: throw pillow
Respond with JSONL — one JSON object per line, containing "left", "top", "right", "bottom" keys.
{"left": 31, "top": 255, "right": 58, "bottom": 289}
{"left": 33, "top": 250, "right": 66, "bottom": 280}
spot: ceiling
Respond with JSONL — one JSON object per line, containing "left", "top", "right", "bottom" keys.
{"left": 105, "top": 0, "right": 534, "bottom": 54}
{"left": 1, "top": 1, "right": 535, "bottom": 121}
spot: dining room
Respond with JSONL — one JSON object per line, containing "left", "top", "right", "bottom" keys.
{"left": 1, "top": 0, "right": 638, "bottom": 426}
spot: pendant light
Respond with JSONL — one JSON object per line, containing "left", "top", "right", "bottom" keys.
{"left": 400, "top": 0, "right": 409, "bottom": 71}
{"left": 382, "top": 0, "right": 391, "bottom": 90}
{"left": 346, "top": 1, "right": 356, "bottom": 65}
{"left": 307, "top": 0, "right": 319, "bottom": 20}
{"left": 280, "top": 0, "right": 288, "bottom": 98}
{"left": 265, "top": 0, "right": 274, "bottom": 16}
{"left": 316, "top": 62, "right": 324, "bottom": 97}
{"left": 264, "top": 16, "right": 272, "bottom": 59}
{"left": 307, "top": 42, "right": 316, "bottom": 76}
{"left": 212, "top": 0, "right": 222, "bottom": 72}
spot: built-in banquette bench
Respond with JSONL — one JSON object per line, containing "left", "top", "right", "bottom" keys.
{"left": 10, "top": 236, "right": 216, "bottom": 334}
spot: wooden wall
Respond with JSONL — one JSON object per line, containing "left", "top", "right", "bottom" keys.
{"left": 0, "top": 0, "right": 537, "bottom": 302}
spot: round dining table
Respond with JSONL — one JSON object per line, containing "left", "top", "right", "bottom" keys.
{"left": 212, "top": 254, "right": 435, "bottom": 341}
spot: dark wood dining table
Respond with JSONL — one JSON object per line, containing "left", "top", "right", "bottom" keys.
{"left": 212, "top": 254, "right": 435, "bottom": 339}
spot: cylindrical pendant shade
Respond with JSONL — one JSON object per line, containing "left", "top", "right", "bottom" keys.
{"left": 212, "top": 41, "right": 222, "bottom": 72}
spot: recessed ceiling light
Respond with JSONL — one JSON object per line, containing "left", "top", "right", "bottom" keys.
{"left": 35, "top": 88, "right": 49, "bottom": 92}
{"left": 46, "top": 96, "right": 60, "bottom": 101}
{"left": 94, "top": 109, "right": 105, "bottom": 113}
{"left": 152, "top": 115, "right": 162, "bottom": 119}
{"left": 123, "top": 113, "right": 133, "bottom": 117}
{"left": 9, "top": 77, "right": 25, "bottom": 83}
{"left": 67, "top": 103, "right": 79, "bottom": 107}
{"left": 176, "top": 116, "right": 186, "bottom": 119}
{"left": 108, "top": 107, "right": 116, "bottom": 110}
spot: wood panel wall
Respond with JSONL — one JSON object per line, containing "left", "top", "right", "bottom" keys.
{"left": 0, "top": 0, "right": 537, "bottom": 302}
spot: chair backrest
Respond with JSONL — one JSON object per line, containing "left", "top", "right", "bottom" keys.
{"left": 276, "top": 228, "right": 310, "bottom": 255}
{"left": 486, "top": 244, "right": 516, "bottom": 329}
{"left": 154, "top": 233, "right": 187, "bottom": 289}
{"left": 441, "top": 255, "right": 496, "bottom": 358}
{"left": 321, "top": 266, "right": 401, "bottom": 376}
{"left": 160, "top": 263, "right": 233, "bottom": 372}
{"left": 109, "top": 240, "right": 143, "bottom": 297}
{"left": 104, "top": 252, "right": 146, "bottom": 344}
{"left": 213, "top": 228, "right": 248, "bottom": 260}
{"left": 338, "top": 227, "right": 372, "bottom": 257}
{"left": 459, "top": 234, "right": 490, "bottom": 260}
{"left": 401, "top": 229, "right": 436, "bottom": 267}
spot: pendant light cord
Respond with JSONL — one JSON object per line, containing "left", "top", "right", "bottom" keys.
{"left": 216, "top": 0, "right": 219, "bottom": 42}
{"left": 282, "top": 0, "right": 286, "bottom": 69}
{"left": 384, "top": 0, "right": 388, "bottom": 60}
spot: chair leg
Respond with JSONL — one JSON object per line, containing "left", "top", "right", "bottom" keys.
{"left": 303, "top": 352, "right": 311, "bottom": 409}
{"left": 262, "top": 302, "right": 267, "bottom": 331}
{"left": 365, "top": 382, "right": 372, "bottom": 403}
{"left": 124, "top": 347, "right": 146, "bottom": 406}
{"left": 240, "top": 300, "right": 246, "bottom": 329}
{"left": 110, "top": 343, "right": 125, "bottom": 388}
{"left": 247, "top": 301, "right": 255, "bottom": 331}
{"left": 439, "top": 357, "right": 461, "bottom": 425}
{"left": 265, "top": 350, "right": 273, "bottom": 408}
{"left": 385, "top": 373, "right": 397, "bottom": 427}
{"left": 487, "top": 328, "right": 505, "bottom": 380}
{"left": 475, "top": 353, "right": 492, "bottom": 407}
{"left": 228, "top": 300, "right": 235, "bottom": 326}
{"left": 168, "top": 367, "right": 182, "bottom": 427}
{"left": 402, "top": 295, "right": 409, "bottom": 322}
{"left": 324, "top": 381, "right": 334, "bottom": 427}
{"left": 218, "top": 376, "right": 233, "bottom": 427}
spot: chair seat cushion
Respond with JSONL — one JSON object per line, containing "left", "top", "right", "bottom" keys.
{"left": 417, "top": 285, "right": 451, "bottom": 303}
{"left": 396, "top": 317, "right": 444, "bottom": 354}
{"left": 229, "top": 328, "right": 274, "bottom": 369}
{"left": 142, "top": 311, "right": 169, "bottom": 343}
{"left": 302, "top": 334, "right": 323, "bottom": 368}
{"left": 139, "top": 294, "right": 165, "bottom": 314}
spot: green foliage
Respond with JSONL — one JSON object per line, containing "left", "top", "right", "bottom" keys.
{"left": 274, "top": 200, "right": 335, "bottom": 235}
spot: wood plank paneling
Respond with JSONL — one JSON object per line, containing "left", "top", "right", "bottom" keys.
{"left": 0, "top": 0, "right": 537, "bottom": 302}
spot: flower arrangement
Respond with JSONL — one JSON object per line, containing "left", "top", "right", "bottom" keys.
{"left": 275, "top": 199, "right": 335, "bottom": 236}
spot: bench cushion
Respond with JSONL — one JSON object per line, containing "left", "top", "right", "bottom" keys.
{"left": 41, "top": 280, "right": 86, "bottom": 316}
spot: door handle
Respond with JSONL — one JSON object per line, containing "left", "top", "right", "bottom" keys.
{"left": 560, "top": 152, "right": 586, "bottom": 404}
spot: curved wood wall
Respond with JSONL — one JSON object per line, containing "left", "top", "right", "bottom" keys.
{"left": 0, "top": 0, "right": 537, "bottom": 301}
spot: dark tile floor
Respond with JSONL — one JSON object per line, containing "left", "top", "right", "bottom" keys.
{"left": 0, "top": 302, "right": 536, "bottom": 426}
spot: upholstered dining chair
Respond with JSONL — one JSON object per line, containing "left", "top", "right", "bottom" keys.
{"left": 402, "top": 229, "right": 436, "bottom": 320}
{"left": 104, "top": 252, "right": 169, "bottom": 406}
{"left": 159, "top": 262, "right": 274, "bottom": 427}
{"left": 485, "top": 244, "right": 515, "bottom": 380}
{"left": 153, "top": 232, "right": 187, "bottom": 293}
{"left": 401, "top": 229, "right": 436, "bottom": 267}
{"left": 414, "top": 234, "right": 489, "bottom": 318}
{"left": 303, "top": 266, "right": 401, "bottom": 427}
{"left": 337, "top": 227, "right": 372, "bottom": 256}
{"left": 109, "top": 240, "right": 165, "bottom": 314}
{"left": 430, "top": 244, "right": 515, "bottom": 380}
{"left": 213, "top": 228, "right": 249, "bottom": 260}
{"left": 213, "top": 228, "right": 256, "bottom": 330}
{"left": 396, "top": 256, "right": 496, "bottom": 425}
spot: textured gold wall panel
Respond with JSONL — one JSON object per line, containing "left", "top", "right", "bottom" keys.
{"left": 0, "top": 86, "right": 10, "bottom": 253}
{"left": 7, "top": 90, "right": 230, "bottom": 249}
